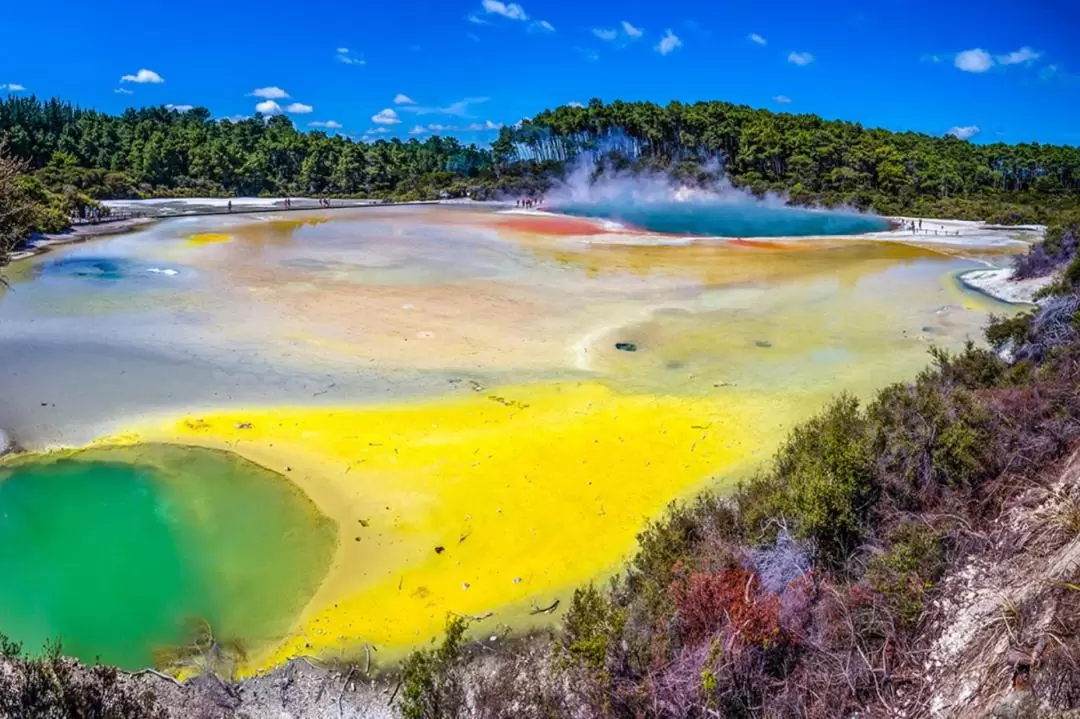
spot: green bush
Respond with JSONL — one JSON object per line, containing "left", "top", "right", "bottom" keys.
{"left": 561, "top": 585, "right": 625, "bottom": 672}
{"left": 865, "top": 523, "right": 945, "bottom": 626}
{"left": 986, "top": 313, "right": 1033, "bottom": 350}
{"left": 398, "top": 615, "right": 469, "bottom": 719}
{"left": 741, "top": 393, "right": 873, "bottom": 569}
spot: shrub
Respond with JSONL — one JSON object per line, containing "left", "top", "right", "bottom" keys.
{"left": 865, "top": 523, "right": 944, "bottom": 627}
{"left": 741, "top": 394, "right": 874, "bottom": 569}
{"left": 399, "top": 615, "right": 469, "bottom": 719}
{"left": 0, "top": 635, "right": 163, "bottom": 719}
{"left": 670, "top": 566, "right": 784, "bottom": 649}
{"left": 560, "top": 585, "right": 624, "bottom": 672}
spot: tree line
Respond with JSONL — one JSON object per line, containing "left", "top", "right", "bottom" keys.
{"left": 2, "top": 95, "right": 1080, "bottom": 226}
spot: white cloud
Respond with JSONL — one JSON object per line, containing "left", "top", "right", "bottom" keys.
{"left": 113, "top": 88, "right": 133, "bottom": 95}
{"left": 165, "top": 104, "right": 194, "bottom": 111}
{"left": 336, "top": 48, "right": 365, "bottom": 65}
{"left": 286, "top": 102, "right": 313, "bottom": 114}
{"left": 467, "top": 13, "right": 488, "bottom": 24}
{"left": 467, "top": 32, "right": 481, "bottom": 42}
{"left": 593, "top": 28, "right": 618, "bottom": 41}
{"left": 533, "top": 19, "right": 555, "bottom": 32}
{"left": 996, "top": 46, "right": 1040, "bottom": 65}
{"left": 947, "top": 125, "right": 980, "bottom": 140}
{"left": 398, "top": 97, "right": 489, "bottom": 117}
{"left": 221, "top": 115, "right": 250, "bottom": 123}
{"left": 749, "top": 33, "right": 766, "bottom": 45}
{"left": 364, "top": 127, "right": 390, "bottom": 135}
{"left": 0, "top": 83, "right": 26, "bottom": 92}
{"left": 309, "top": 120, "right": 343, "bottom": 128}
{"left": 954, "top": 48, "right": 993, "bottom": 72}
{"left": 255, "top": 100, "right": 283, "bottom": 114}
{"left": 481, "top": 0, "right": 527, "bottom": 20}
{"left": 408, "top": 125, "right": 427, "bottom": 135}
{"left": 120, "top": 68, "right": 164, "bottom": 84}
{"left": 566, "top": 101, "right": 584, "bottom": 108}
{"left": 787, "top": 51, "right": 814, "bottom": 66}
{"left": 372, "top": 108, "right": 401, "bottom": 124}
{"left": 655, "top": 29, "right": 682, "bottom": 55}
{"left": 394, "top": 93, "right": 416, "bottom": 105}
{"left": 621, "top": 21, "right": 643, "bottom": 38}
{"left": 484, "top": 120, "right": 503, "bottom": 130}
{"left": 774, "top": 95, "right": 792, "bottom": 104}
{"left": 250, "top": 86, "right": 289, "bottom": 99}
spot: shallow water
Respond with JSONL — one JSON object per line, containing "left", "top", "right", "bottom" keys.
{"left": 0, "top": 445, "right": 335, "bottom": 668}
{"left": 0, "top": 204, "right": 1024, "bottom": 671}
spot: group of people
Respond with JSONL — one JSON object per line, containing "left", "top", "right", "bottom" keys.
{"left": 516, "top": 197, "right": 544, "bottom": 209}
{"left": 898, "top": 217, "right": 961, "bottom": 237}
{"left": 223, "top": 197, "right": 333, "bottom": 213}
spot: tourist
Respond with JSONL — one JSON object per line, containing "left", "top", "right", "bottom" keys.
{"left": 227, "top": 200, "right": 232, "bottom": 213}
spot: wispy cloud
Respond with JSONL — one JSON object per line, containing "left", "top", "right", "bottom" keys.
{"left": 285, "top": 102, "right": 313, "bottom": 114}
{"left": 0, "top": 83, "right": 26, "bottom": 92}
{"left": 954, "top": 48, "right": 992, "bottom": 72}
{"left": 120, "top": 69, "right": 164, "bottom": 84}
{"left": 946, "top": 125, "right": 980, "bottom": 140}
{"left": 787, "top": 51, "right": 814, "bottom": 66}
{"left": 336, "top": 48, "right": 365, "bottom": 65}
{"left": 250, "top": 86, "right": 289, "bottom": 99}
{"left": 165, "top": 103, "right": 194, "bottom": 111}
{"left": 921, "top": 53, "right": 942, "bottom": 63}
{"left": 621, "top": 21, "right": 643, "bottom": 38}
{"left": 748, "top": 33, "right": 766, "bottom": 45}
{"left": 467, "top": 32, "right": 481, "bottom": 42}
{"left": 113, "top": 88, "right": 133, "bottom": 95}
{"left": 309, "top": 120, "right": 343, "bottom": 129}
{"left": 220, "top": 115, "right": 249, "bottom": 123}
{"left": 481, "top": 0, "right": 527, "bottom": 20}
{"left": 774, "top": 95, "right": 792, "bottom": 104}
{"left": 996, "top": 46, "right": 1040, "bottom": 65}
{"left": 394, "top": 94, "right": 416, "bottom": 105}
{"left": 372, "top": 108, "right": 401, "bottom": 125}
{"left": 255, "top": 100, "right": 282, "bottom": 114}
{"left": 532, "top": 19, "right": 555, "bottom": 32}
{"left": 566, "top": 101, "right": 584, "bottom": 108}
{"left": 593, "top": 28, "right": 618, "bottom": 41}
{"left": 397, "top": 97, "right": 489, "bottom": 118}
{"left": 413, "top": 120, "right": 504, "bottom": 134}
{"left": 364, "top": 127, "right": 390, "bottom": 135}
{"left": 467, "top": 13, "right": 488, "bottom": 24}
{"left": 655, "top": 29, "right": 682, "bottom": 56}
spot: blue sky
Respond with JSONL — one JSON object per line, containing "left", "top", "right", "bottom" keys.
{"left": 1, "top": 0, "right": 1078, "bottom": 145}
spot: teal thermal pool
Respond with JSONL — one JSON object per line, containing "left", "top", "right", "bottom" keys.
{"left": 554, "top": 200, "right": 891, "bottom": 237}
{"left": 0, "top": 444, "right": 336, "bottom": 669}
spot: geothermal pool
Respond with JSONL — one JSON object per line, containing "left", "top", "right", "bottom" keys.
{"left": 0, "top": 203, "right": 1028, "bottom": 672}
{"left": 556, "top": 200, "right": 892, "bottom": 237}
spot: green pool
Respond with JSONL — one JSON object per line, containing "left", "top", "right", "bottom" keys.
{"left": 0, "top": 444, "right": 336, "bottom": 670}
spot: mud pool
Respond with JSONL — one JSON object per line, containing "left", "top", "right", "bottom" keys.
{"left": 0, "top": 204, "right": 1030, "bottom": 672}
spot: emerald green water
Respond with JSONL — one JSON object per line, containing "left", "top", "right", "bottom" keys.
{"left": 0, "top": 444, "right": 336, "bottom": 669}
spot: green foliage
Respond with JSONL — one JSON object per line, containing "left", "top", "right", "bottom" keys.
{"left": 399, "top": 615, "right": 469, "bottom": 719}
{"left": 560, "top": 585, "right": 625, "bottom": 671}
{"left": 986, "top": 312, "right": 1033, "bottom": 349}
{"left": 3, "top": 95, "right": 1080, "bottom": 217}
{"left": 865, "top": 523, "right": 945, "bottom": 626}
{"left": 741, "top": 394, "right": 873, "bottom": 568}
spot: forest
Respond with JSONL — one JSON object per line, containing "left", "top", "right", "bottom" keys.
{"left": 2, "top": 95, "right": 1079, "bottom": 229}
